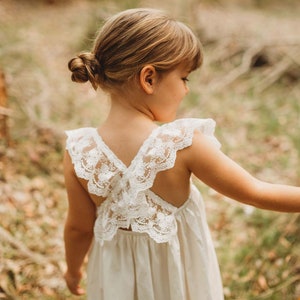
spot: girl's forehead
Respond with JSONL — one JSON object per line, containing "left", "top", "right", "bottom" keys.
{"left": 176, "top": 61, "right": 192, "bottom": 73}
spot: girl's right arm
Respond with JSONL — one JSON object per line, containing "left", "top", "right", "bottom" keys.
{"left": 63, "top": 151, "right": 96, "bottom": 295}
{"left": 187, "top": 131, "right": 300, "bottom": 212}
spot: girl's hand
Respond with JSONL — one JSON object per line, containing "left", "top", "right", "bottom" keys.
{"left": 64, "top": 271, "right": 85, "bottom": 295}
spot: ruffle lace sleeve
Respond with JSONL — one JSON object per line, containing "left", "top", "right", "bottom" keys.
{"left": 171, "top": 118, "right": 221, "bottom": 149}
{"left": 65, "top": 128, "right": 123, "bottom": 197}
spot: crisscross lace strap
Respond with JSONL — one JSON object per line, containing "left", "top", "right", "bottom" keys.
{"left": 93, "top": 118, "right": 221, "bottom": 244}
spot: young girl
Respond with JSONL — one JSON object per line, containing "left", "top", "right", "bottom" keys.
{"left": 63, "top": 8, "right": 300, "bottom": 300}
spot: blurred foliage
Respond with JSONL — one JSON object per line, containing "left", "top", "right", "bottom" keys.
{"left": 0, "top": 0, "right": 299, "bottom": 299}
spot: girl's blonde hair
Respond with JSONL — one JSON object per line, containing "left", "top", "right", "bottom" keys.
{"left": 68, "top": 8, "right": 203, "bottom": 92}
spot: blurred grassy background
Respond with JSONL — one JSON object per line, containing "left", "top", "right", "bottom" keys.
{"left": 0, "top": 0, "right": 299, "bottom": 299}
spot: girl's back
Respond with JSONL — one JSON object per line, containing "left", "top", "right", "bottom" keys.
{"left": 97, "top": 121, "right": 192, "bottom": 208}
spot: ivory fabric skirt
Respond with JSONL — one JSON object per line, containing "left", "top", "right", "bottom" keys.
{"left": 86, "top": 185, "right": 224, "bottom": 300}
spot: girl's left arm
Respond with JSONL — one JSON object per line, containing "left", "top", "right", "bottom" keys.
{"left": 63, "top": 150, "right": 96, "bottom": 295}
{"left": 187, "top": 132, "right": 300, "bottom": 212}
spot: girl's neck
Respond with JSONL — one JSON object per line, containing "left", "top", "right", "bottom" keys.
{"left": 100, "top": 92, "right": 157, "bottom": 130}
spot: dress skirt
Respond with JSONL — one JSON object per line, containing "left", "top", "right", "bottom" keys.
{"left": 87, "top": 185, "right": 224, "bottom": 300}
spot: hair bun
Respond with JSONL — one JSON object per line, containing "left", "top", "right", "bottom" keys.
{"left": 68, "top": 52, "right": 99, "bottom": 90}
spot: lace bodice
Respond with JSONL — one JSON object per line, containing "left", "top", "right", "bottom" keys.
{"left": 65, "top": 118, "right": 220, "bottom": 244}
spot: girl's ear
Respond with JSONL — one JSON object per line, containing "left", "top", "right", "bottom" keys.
{"left": 139, "top": 65, "right": 157, "bottom": 95}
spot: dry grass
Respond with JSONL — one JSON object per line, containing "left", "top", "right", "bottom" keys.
{"left": 0, "top": 0, "right": 299, "bottom": 299}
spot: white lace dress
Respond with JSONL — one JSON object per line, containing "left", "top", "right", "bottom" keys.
{"left": 65, "top": 118, "right": 224, "bottom": 300}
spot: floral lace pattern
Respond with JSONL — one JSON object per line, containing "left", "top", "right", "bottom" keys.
{"left": 65, "top": 118, "right": 220, "bottom": 244}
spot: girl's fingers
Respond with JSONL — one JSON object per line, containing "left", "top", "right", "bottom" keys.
{"left": 64, "top": 272, "right": 85, "bottom": 295}
{"left": 71, "top": 285, "right": 85, "bottom": 295}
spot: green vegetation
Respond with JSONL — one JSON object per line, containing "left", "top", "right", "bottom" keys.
{"left": 0, "top": 0, "right": 299, "bottom": 299}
